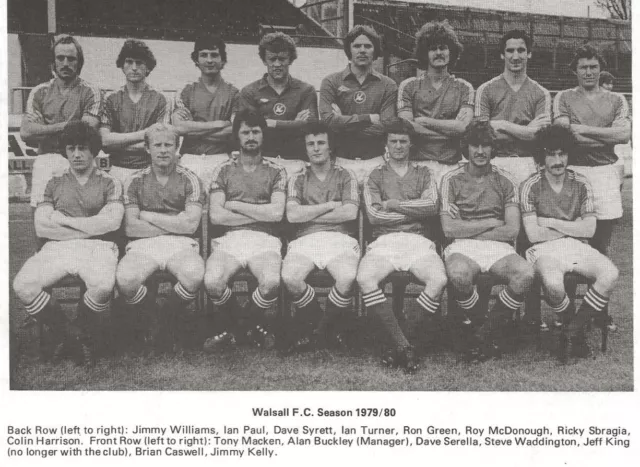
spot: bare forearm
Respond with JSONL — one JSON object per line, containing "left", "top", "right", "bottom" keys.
{"left": 442, "top": 217, "right": 503, "bottom": 238}
{"left": 226, "top": 201, "right": 283, "bottom": 222}
{"left": 172, "top": 118, "right": 231, "bottom": 136}
{"left": 494, "top": 121, "right": 538, "bottom": 141}
{"left": 141, "top": 211, "right": 199, "bottom": 235}
{"left": 525, "top": 224, "right": 566, "bottom": 244}
{"left": 545, "top": 218, "right": 595, "bottom": 238}
{"left": 392, "top": 201, "right": 438, "bottom": 219}
{"left": 573, "top": 125, "right": 630, "bottom": 145}
{"left": 287, "top": 202, "right": 336, "bottom": 223}
{"left": 472, "top": 224, "right": 518, "bottom": 242}
{"left": 102, "top": 130, "right": 146, "bottom": 150}
{"left": 21, "top": 121, "right": 66, "bottom": 144}
{"left": 125, "top": 218, "right": 169, "bottom": 238}
{"left": 62, "top": 215, "right": 121, "bottom": 236}
{"left": 415, "top": 117, "right": 467, "bottom": 136}
{"left": 313, "top": 204, "right": 358, "bottom": 224}
{"left": 209, "top": 207, "right": 255, "bottom": 226}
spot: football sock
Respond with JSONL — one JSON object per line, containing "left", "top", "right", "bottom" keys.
{"left": 25, "top": 290, "right": 51, "bottom": 316}
{"left": 125, "top": 285, "right": 148, "bottom": 305}
{"left": 417, "top": 291, "right": 440, "bottom": 314}
{"left": 363, "top": 288, "right": 409, "bottom": 351}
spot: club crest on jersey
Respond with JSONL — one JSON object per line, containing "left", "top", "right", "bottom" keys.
{"left": 353, "top": 91, "right": 367, "bottom": 104}
{"left": 273, "top": 103, "right": 287, "bottom": 116}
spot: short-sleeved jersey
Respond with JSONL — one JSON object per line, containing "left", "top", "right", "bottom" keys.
{"left": 520, "top": 169, "right": 596, "bottom": 228}
{"left": 39, "top": 167, "right": 123, "bottom": 242}
{"left": 553, "top": 88, "right": 630, "bottom": 166}
{"left": 440, "top": 163, "right": 519, "bottom": 222}
{"left": 363, "top": 161, "right": 439, "bottom": 240}
{"left": 287, "top": 163, "right": 359, "bottom": 238}
{"left": 100, "top": 84, "right": 171, "bottom": 169}
{"left": 209, "top": 157, "right": 287, "bottom": 236}
{"left": 398, "top": 74, "right": 474, "bottom": 163}
{"left": 239, "top": 75, "right": 318, "bottom": 160}
{"left": 173, "top": 78, "right": 239, "bottom": 155}
{"left": 475, "top": 75, "right": 551, "bottom": 158}
{"left": 124, "top": 165, "right": 205, "bottom": 218}
{"left": 320, "top": 66, "right": 398, "bottom": 160}
{"left": 24, "top": 77, "right": 102, "bottom": 154}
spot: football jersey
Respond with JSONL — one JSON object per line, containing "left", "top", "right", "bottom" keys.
{"left": 124, "top": 165, "right": 204, "bottom": 216}
{"left": 553, "top": 88, "right": 629, "bottom": 166}
{"left": 363, "top": 161, "right": 439, "bottom": 240}
{"left": 397, "top": 74, "right": 474, "bottom": 163}
{"left": 520, "top": 169, "right": 595, "bottom": 226}
{"left": 24, "top": 77, "right": 101, "bottom": 154}
{"left": 101, "top": 84, "right": 171, "bottom": 169}
{"left": 40, "top": 167, "right": 122, "bottom": 242}
{"left": 239, "top": 75, "right": 318, "bottom": 160}
{"left": 475, "top": 75, "right": 551, "bottom": 158}
{"left": 287, "top": 163, "right": 359, "bottom": 238}
{"left": 173, "top": 78, "right": 239, "bottom": 155}
{"left": 320, "top": 66, "right": 397, "bottom": 160}
{"left": 209, "top": 157, "right": 287, "bottom": 236}
{"left": 440, "top": 163, "right": 519, "bottom": 221}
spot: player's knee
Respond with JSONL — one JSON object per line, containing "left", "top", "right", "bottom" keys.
{"left": 203, "top": 269, "right": 227, "bottom": 297}
{"left": 446, "top": 261, "right": 474, "bottom": 291}
{"left": 258, "top": 273, "right": 281, "bottom": 297}
{"left": 116, "top": 267, "right": 143, "bottom": 297}
{"left": 281, "top": 266, "right": 305, "bottom": 294}
{"left": 13, "top": 270, "right": 40, "bottom": 303}
{"left": 180, "top": 262, "right": 205, "bottom": 291}
{"left": 598, "top": 262, "right": 619, "bottom": 291}
{"left": 356, "top": 265, "right": 378, "bottom": 291}
{"left": 334, "top": 267, "right": 358, "bottom": 293}
{"left": 429, "top": 269, "right": 449, "bottom": 294}
{"left": 511, "top": 261, "right": 535, "bottom": 291}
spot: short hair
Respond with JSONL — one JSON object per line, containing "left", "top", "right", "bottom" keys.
{"left": 144, "top": 123, "right": 180, "bottom": 148}
{"left": 599, "top": 71, "right": 615, "bottom": 87}
{"left": 232, "top": 109, "right": 268, "bottom": 139}
{"left": 414, "top": 20, "right": 463, "bottom": 69}
{"left": 499, "top": 29, "right": 533, "bottom": 54}
{"left": 533, "top": 125, "right": 576, "bottom": 165}
{"left": 51, "top": 35, "right": 85, "bottom": 75}
{"left": 569, "top": 44, "right": 607, "bottom": 72}
{"left": 59, "top": 121, "right": 101, "bottom": 157}
{"left": 116, "top": 39, "right": 157, "bottom": 73}
{"left": 191, "top": 34, "right": 227, "bottom": 63}
{"left": 259, "top": 32, "right": 297, "bottom": 63}
{"left": 461, "top": 120, "right": 496, "bottom": 158}
{"left": 303, "top": 122, "right": 335, "bottom": 150}
{"left": 385, "top": 120, "right": 412, "bottom": 140}
{"left": 343, "top": 25, "right": 382, "bottom": 61}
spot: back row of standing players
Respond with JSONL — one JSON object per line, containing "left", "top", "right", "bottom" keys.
{"left": 15, "top": 22, "right": 629, "bottom": 370}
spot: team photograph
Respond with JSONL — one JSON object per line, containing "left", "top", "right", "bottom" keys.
{"left": 6, "top": 0, "right": 633, "bottom": 391}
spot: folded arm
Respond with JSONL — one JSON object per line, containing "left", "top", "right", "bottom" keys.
{"left": 124, "top": 206, "right": 170, "bottom": 238}
{"left": 537, "top": 215, "right": 596, "bottom": 239}
{"left": 209, "top": 191, "right": 257, "bottom": 226}
{"left": 54, "top": 203, "right": 124, "bottom": 237}
{"left": 224, "top": 192, "right": 285, "bottom": 223}
{"left": 140, "top": 204, "right": 202, "bottom": 235}
{"left": 522, "top": 214, "right": 566, "bottom": 244}
{"left": 472, "top": 205, "right": 520, "bottom": 242}
{"left": 34, "top": 205, "right": 91, "bottom": 240}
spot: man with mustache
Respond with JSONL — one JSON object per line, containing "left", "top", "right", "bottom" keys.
{"left": 475, "top": 30, "right": 551, "bottom": 186}
{"left": 100, "top": 39, "right": 171, "bottom": 186}
{"left": 22, "top": 35, "right": 102, "bottom": 209}
{"left": 520, "top": 125, "right": 618, "bottom": 361}
{"left": 239, "top": 32, "right": 317, "bottom": 174}
{"left": 398, "top": 20, "right": 474, "bottom": 187}
{"left": 320, "top": 25, "right": 398, "bottom": 183}
{"left": 173, "top": 35, "right": 239, "bottom": 185}
{"left": 203, "top": 110, "right": 286, "bottom": 351}
{"left": 441, "top": 120, "right": 534, "bottom": 361}
{"left": 553, "top": 45, "right": 630, "bottom": 257}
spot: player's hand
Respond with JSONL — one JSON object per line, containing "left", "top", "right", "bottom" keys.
{"left": 295, "top": 109, "right": 310, "bottom": 122}
{"left": 529, "top": 114, "right": 551, "bottom": 129}
{"left": 384, "top": 199, "right": 400, "bottom": 211}
{"left": 329, "top": 201, "right": 342, "bottom": 210}
{"left": 331, "top": 104, "right": 343, "bottom": 116}
{"left": 537, "top": 217, "right": 553, "bottom": 228}
{"left": 266, "top": 119, "right": 277, "bottom": 128}
{"left": 225, "top": 201, "right": 240, "bottom": 212}
{"left": 447, "top": 203, "right": 460, "bottom": 219}
{"left": 490, "top": 120, "right": 507, "bottom": 132}
{"left": 370, "top": 114, "right": 381, "bottom": 125}
{"left": 50, "top": 211, "right": 67, "bottom": 225}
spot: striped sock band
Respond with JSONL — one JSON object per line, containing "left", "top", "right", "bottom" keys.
{"left": 584, "top": 287, "right": 608, "bottom": 312}
{"left": 125, "top": 285, "right": 148, "bottom": 305}
{"left": 252, "top": 288, "right": 278, "bottom": 309}
{"left": 417, "top": 291, "right": 440, "bottom": 314}
{"left": 328, "top": 287, "right": 351, "bottom": 308}
{"left": 83, "top": 293, "right": 109, "bottom": 313}
{"left": 456, "top": 287, "right": 479, "bottom": 310}
{"left": 362, "top": 289, "right": 386, "bottom": 308}
{"left": 25, "top": 290, "right": 51, "bottom": 315}
{"left": 210, "top": 287, "right": 232, "bottom": 306}
{"left": 175, "top": 282, "right": 197, "bottom": 302}
{"left": 499, "top": 288, "right": 523, "bottom": 311}
{"left": 549, "top": 294, "right": 570, "bottom": 313}
{"left": 293, "top": 284, "right": 315, "bottom": 308}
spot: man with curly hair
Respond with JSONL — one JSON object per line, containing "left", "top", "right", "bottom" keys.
{"left": 398, "top": 20, "right": 474, "bottom": 187}
{"left": 239, "top": 32, "right": 317, "bottom": 170}
{"left": 100, "top": 39, "right": 171, "bottom": 186}
{"left": 320, "top": 25, "right": 397, "bottom": 180}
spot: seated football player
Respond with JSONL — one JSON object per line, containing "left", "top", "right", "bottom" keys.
{"left": 521, "top": 125, "right": 618, "bottom": 361}
{"left": 441, "top": 120, "right": 534, "bottom": 361}
{"left": 203, "top": 110, "right": 286, "bottom": 350}
{"left": 116, "top": 123, "right": 205, "bottom": 351}
{"left": 282, "top": 123, "right": 360, "bottom": 351}
{"left": 13, "top": 121, "right": 124, "bottom": 363}
{"left": 357, "top": 123, "right": 445, "bottom": 374}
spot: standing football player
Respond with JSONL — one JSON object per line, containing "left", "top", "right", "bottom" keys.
{"left": 398, "top": 20, "right": 474, "bottom": 187}
{"left": 21, "top": 35, "right": 101, "bottom": 209}
{"left": 553, "top": 45, "right": 630, "bottom": 256}
{"left": 173, "top": 34, "right": 239, "bottom": 185}
{"left": 475, "top": 30, "right": 551, "bottom": 185}
{"left": 358, "top": 123, "right": 445, "bottom": 374}
{"left": 319, "top": 25, "right": 398, "bottom": 182}
{"left": 441, "top": 120, "right": 534, "bottom": 361}
{"left": 521, "top": 125, "right": 618, "bottom": 361}
{"left": 100, "top": 39, "right": 171, "bottom": 186}
{"left": 13, "top": 122, "right": 123, "bottom": 364}
{"left": 283, "top": 123, "right": 360, "bottom": 351}
{"left": 203, "top": 110, "right": 286, "bottom": 350}
{"left": 116, "top": 124, "right": 205, "bottom": 351}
